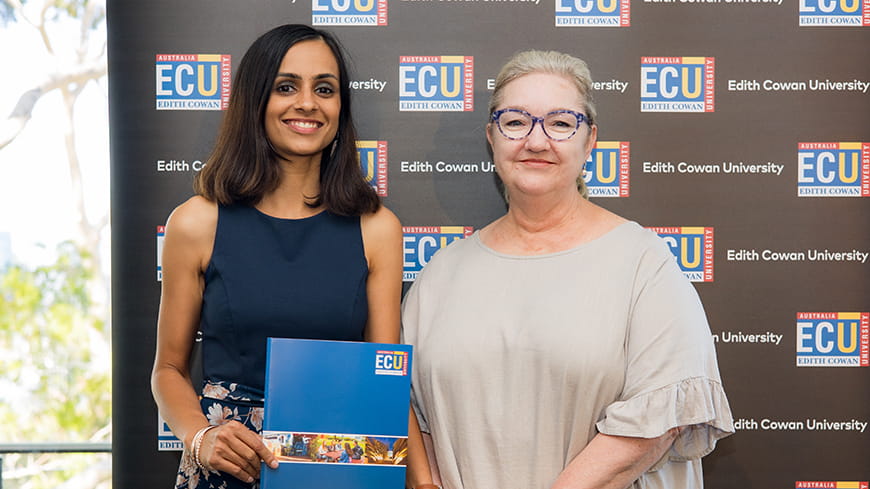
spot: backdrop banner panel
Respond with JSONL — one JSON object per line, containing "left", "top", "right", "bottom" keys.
{"left": 109, "top": 1, "right": 870, "bottom": 487}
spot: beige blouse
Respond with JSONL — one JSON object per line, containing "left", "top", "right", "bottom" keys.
{"left": 401, "top": 222, "right": 733, "bottom": 489}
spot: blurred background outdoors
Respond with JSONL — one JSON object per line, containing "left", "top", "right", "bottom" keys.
{"left": 0, "top": 0, "right": 111, "bottom": 487}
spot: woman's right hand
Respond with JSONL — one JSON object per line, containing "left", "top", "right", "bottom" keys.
{"left": 197, "top": 420, "right": 279, "bottom": 483}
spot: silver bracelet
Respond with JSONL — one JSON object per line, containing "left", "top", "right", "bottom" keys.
{"left": 192, "top": 425, "right": 218, "bottom": 471}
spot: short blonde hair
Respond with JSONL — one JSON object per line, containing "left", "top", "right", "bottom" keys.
{"left": 488, "top": 50, "right": 597, "bottom": 200}
{"left": 488, "top": 50, "right": 596, "bottom": 125}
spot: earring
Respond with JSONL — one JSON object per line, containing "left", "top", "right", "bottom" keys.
{"left": 329, "top": 133, "right": 339, "bottom": 159}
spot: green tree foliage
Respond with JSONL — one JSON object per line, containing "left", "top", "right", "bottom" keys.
{"left": 0, "top": 242, "right": 110, "bottom": 488}
{"left": 0, "top": 0, "right": 108, "bottom": 486}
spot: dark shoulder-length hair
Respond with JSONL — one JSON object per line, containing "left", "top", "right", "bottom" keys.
{"left": 194, "top": 24, "right": 379, "bottom": 216}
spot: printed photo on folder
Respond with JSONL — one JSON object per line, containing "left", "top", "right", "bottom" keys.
{"left": 260, "top": 337, "right": 412, "bottom": 489}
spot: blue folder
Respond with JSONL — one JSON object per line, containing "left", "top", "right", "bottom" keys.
{"left": 260, "top": 338, "right": 412, "bottom": 489}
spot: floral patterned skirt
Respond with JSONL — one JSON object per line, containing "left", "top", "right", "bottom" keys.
{"left": 174, "top": 381, "right": 265, "bottom": 489}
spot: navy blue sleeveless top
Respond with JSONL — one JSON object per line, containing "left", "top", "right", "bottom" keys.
{"left": 199, "top": 204, "right": 368, "bottom": 400}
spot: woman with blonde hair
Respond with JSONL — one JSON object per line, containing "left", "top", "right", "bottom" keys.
{"left": 402, "top": 50, "right": 734, "bottom": 489}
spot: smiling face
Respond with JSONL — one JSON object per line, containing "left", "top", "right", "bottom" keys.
{"left": 487, "top": 72, "right": 597, "bottom": 201}
{"left": 264, "top": 39, "right": 341, "bottom": 163}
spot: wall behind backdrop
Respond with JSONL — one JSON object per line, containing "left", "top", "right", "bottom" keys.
{"left": 108, "top": 1, "right": 870, "bottom": 488}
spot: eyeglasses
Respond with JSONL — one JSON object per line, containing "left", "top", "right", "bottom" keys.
{"left": 490, "top": 108, "right": 590, "bottom": 141}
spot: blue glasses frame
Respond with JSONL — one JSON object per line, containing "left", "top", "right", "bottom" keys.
{"left": 490, "top": 108, "right": 591, "bottom": 141}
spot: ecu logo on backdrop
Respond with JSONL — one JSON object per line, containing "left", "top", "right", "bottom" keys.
{"left": 357, "top": 140, "right": 388, "bottom": 196}
{"left": 795, "top": 482, "right": 870, "bottom": 489}
{"left": 399, "top": 56, "right": 474, "bottom": 112}
{"left": 555, "top": 0, "right": 630, "bottom": 27}
{"left": 402, "top": 226, "right": 474, "bottom": 282}
{"left": 312, "top": 0, "right": 388, "bottom": 26}
{"left": 156, "top": 226, "right": 165, "bottom": 282}
{"left": 640, "top": 57, "right": 715, "bottom": 113}
{"left": 799, "top": 0, "right": 870, "bottom": 26}
{"left": 585, "top": 141, "right": 630, "bottom": 197}
{"left": 155, "top": 54, "right": 231, "bottom": 110}
{"left": 796, "top": 312, "right": 870, "bottom": 367}
{"left": 158, "top": 415, "right": 182, "bottom": 451}
{"left": 797, "top": 142, "right": 870, "bottom": 197}
{"left": 649, "top": 227, "right": 714, "bottom": 283}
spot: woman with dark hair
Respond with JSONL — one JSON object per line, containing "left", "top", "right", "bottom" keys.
{"left": 339, "top": 442, "right": 352, "bottom": 463}
{"left": 151, "top": 24, "right": 410, "bottom": 489}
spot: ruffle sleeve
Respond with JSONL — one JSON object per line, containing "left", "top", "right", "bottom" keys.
{"left": 596, "top": 376, "right": 734, "bottom": 469}
{"left": 591, "top": 232, "right": 735, "bottom": 472}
